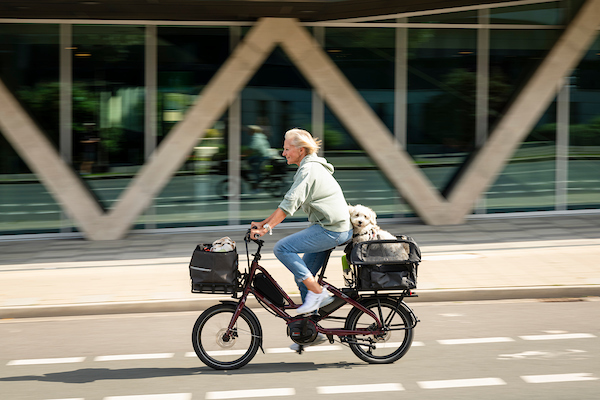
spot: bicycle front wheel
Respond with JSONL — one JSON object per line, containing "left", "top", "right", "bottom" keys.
{"left": 192, "top": 303, "right": 262, "bottom": 370}
{"left": 345, "top": 297, "right": 414, "bottom": 364}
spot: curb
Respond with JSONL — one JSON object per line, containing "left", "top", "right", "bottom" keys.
{"left": 2, "top": 285, "right": 600, "bottom": 319}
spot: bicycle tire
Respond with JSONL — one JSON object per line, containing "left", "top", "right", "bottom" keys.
{"left": 344, "top": 297, "right": 414, "bottom": 364}
{"left": 192, "top": 303, "right": 262, "bottom": 370}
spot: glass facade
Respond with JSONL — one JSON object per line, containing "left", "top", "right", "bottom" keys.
{"left": 0, "top": 0, "right": 598, "bottom": 238}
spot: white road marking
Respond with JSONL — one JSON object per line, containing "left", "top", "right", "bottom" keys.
{"left": 521, "top": 373, "right": 599, "bottom": 383}
{"left": 317, "top": 383, "right": 404, "bottom": 394}
{"left": 520, "top": 333, "right": 596, "bottom": 341}
{"left": 205, "top": 388, "right": 295, "bottom": 399}
{"left": 45, "top": 398, "right": 84, "bottom": 400}
{"left": 304, "top": 345, "right": 343, "bottom": 352}
{"left": 498, "top": 349, "right": 587, "bottom": 360}
{"left": 438, "top": 337, "right": 514, "bottom": 345}
{"left": 104, "top": 394, "right": 191, "bottom": 400}
{"left": 423, "top": 254, "right": 480, "bottom": 261}
{"left": 94, "top": 353, "right": 174, "bottom": 362}
{"left": 418, "top": 377, "right": 507, "bottom": 389}
{"left": 498, "top": 351, "right": 549, "bottom": 360}
{"left": 7, "top": 357, "right": 85, "bottom": 366}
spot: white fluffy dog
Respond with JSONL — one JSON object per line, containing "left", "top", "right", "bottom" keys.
{"left": 348, "top": 204, "right": 409, "bottom": 260}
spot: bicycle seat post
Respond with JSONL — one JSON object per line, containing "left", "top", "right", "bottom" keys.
{"left": 317, "top": 247, "right": 335, "bottom": 283}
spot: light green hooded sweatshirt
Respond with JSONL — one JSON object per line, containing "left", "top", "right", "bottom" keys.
{"left": 278, "top": 153, "right": 351, "bottom": 232}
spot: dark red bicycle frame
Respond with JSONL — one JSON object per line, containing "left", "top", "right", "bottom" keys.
{"left": 224, "top": 240, "right": 387, "bottom": 340}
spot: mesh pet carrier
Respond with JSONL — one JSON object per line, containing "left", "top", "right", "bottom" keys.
{"left": 347, "top": 236, "right": 420, "bottom": 291}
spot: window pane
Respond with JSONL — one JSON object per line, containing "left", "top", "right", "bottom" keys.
{"left": 489, "top": 2, "right": 564, "bottom": 25}
{"left": 72, "top": 25, "right": 145, "bottom": 214}
{"left": 0, "top": 24, "right": 62, "bottom": 234}
{"left": 568, "top": 37, "right": 600, "bottom": 210}
{"left": 407, "top": 28, "right": 477, "bottom": 193}
{"left": 409, "top": 11, "right": 478, "bottom": 24}
{"left": 149, "top": 26, "right": 230, "bottom": 228}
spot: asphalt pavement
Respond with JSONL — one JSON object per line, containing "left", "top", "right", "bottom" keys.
{"left": 1, "top": 213, "right": 599, "bottom": 318}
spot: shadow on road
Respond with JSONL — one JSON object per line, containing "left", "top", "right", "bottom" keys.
{"left": 0, "top": 362, "right": 366, "bottom": 383}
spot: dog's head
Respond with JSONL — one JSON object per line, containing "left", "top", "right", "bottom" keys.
{"left": 348, "top": 204, "right": 377, "bottom": 232}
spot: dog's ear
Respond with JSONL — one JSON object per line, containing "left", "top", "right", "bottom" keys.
{"left": 368, "top": 208, "right": 377, "bottom": 225}
{"left": 348, "top": 204, "right": 355, "bottom": 215}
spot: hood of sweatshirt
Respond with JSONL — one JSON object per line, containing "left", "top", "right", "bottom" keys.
{"left": 301, "top": 153, "right": 334, "bottom": 174}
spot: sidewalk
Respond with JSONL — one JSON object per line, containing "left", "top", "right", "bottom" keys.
{"left": 1, "top": 213, "right": 599, "bottom": 318}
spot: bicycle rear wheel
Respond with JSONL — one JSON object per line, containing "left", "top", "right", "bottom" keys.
{"left": 192, "top": 303, "right": 262, "bottom": 370}
{"left": 344, "top": 297, "right": 414, "bottom": 364}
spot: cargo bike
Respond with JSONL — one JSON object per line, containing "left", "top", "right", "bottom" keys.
{"left": 188, "top": 230, "right": 421, "bottom": 370}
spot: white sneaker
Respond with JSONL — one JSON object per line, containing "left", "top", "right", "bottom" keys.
{"left": 296, "top": 289, "right": 334, "bottom": 314}
{"left": 290, "top": 333, "right": 328, "bottom": 351}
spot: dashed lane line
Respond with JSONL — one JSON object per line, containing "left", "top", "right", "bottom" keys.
{"left": 438, "top": 337, "right": 515, "bottom": 345}
{"left": 520, "top": 333, "right": 596, "bottom": 341}
{"left": 94, "top": 353, "right": 174, "bottom": 362}
{"left": 521, "top": 373, "right": 599, "bottom": 383}
{"left": 45, "top": 398, "right": 84, "bottom": 400}
{"left": 205, "top": 388, "right": 295, "bottom": 399}
{"left": 317, "top": 383, "right": 404, "bottom": 394}
{"left": 418, "top": 377, "right": 507, "bottom": 389}
{"left": 7, "top": 357, "right": 85, "bottom": 366}
{"left": 104, "top": 394, "right": 192, "bottom": 400}
{"left": 7, "top": 333, "right": 594, "bottom": 365}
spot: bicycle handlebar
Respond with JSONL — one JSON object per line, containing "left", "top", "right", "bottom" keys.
{"left": 245, "top": 228, "right": 264, "bottom": 246}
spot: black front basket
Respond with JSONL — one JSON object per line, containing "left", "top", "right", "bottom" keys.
{"left": 189, "top": 244, "right": 240, "bottom": 294}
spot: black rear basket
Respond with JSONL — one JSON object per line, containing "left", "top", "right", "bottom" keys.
{"left": 189, "top": 244, "right": 240, "bottom": 294}
{"left": 347, "top": 235, "right": 420, "bottom": 292}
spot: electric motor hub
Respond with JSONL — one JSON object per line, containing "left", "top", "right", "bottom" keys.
{"left": 287, "top": 318, "right": 318, "bottom": 344}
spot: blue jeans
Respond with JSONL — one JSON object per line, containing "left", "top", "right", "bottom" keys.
{"left": 273, "top": 224, "right": 353, "bottom": 301}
